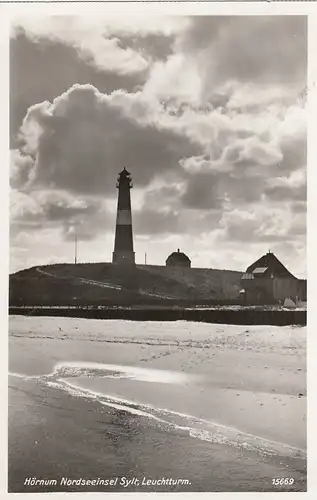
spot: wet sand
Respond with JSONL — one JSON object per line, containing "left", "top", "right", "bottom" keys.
{"left": 9, "top": 316, "right": 307, "bottom": 492}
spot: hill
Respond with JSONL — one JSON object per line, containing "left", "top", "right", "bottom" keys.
{"left": 9, "top": 262, "right": 243, "bottom": 307}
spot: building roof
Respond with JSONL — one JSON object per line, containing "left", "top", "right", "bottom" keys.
{"left": 119, "top": 167, "right": 131, "bottom": 176}
{"left": 166, "top": 249, "right": 191, "bottom": 262}
{"left": 246, "top": 252, "right": 296, "bottom": 279}
{"left": 116, "top": 167, "right": 133, "bottom": 188}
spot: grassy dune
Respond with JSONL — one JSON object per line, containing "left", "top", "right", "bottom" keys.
{"left": 9, "top": 263, "right": 242, "bottom": 307}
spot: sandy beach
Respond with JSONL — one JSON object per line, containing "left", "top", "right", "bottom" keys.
{"left": 9, "top": 316, "right": 307, "bottom": 492}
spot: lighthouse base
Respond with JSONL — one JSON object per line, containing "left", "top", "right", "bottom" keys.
{"left": 112, "top": 251, "right": 135, "bottom": 265}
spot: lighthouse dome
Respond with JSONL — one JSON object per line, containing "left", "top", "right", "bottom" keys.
{"left": 166, "top": 249, "right": 191, "bottom": 268}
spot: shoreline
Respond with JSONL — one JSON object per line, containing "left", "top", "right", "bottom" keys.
{"left": 9, "top": 316, "right": 307, "bottom": 492}
{"left": 9, "top": 376, "right": 307, "bottom": 493}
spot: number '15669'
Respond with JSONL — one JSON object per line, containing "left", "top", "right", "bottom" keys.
{"left": 272, "top": 478, "right": 294, "bottom": 486}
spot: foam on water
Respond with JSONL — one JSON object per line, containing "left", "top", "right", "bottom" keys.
{"left": 50, "top": 361, "right": 191, "bottom": 384}
{"left": 55, "top": 378, "right": 306, "bottom": 461}
{"left": 9, "top": 372, "right": 39, "bottom": 380}
{"left": 9, "top": 361, "right": 306, "bottom": 463}
{"left": 9, "top": 362, "right": 192, "bottom": 385}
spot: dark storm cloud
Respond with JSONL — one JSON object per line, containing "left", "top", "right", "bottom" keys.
{"left": 10, "top": 150, "right": 34, "bottom": 189}
{"left": 277, "top": 135, "right": 307, "bottom": 173}
{"left": 225, "top": 175, "right": 264, "bottom": 205}
{"left": 219, "top": 202, "right": 306, "bottom": 245}
{"left": 117, "top": 33, "right": 175, "bottom": 64}
{"left": 290, "top": 221, "right": 306, "bottom": 236}
{"left": 141, "top": 184, "right": 183, "bottom": 212}
{"left": 10, "top": 189, "right": 109, "bottom": 241}
{"left": 10, "top": 33, "right": 146, "bottom": 146}
{"left": 180, "top": 173, "right": 224, "bottom": 210}
{"left": 131, "top": 179, "right": 224, "bottom": 236}
{"left": 134, "top": 209, "right": 182, "bottom": 236}
{"left": 179, "top": 16, "right": 307, "bottom": 86}
{"left": 62, "top": 208, "right": 111, "bottom": 241}
{"left": 133, "top": 206, "right": 222, "bottom": 237}
{"left": 17, "top": 85, "right": 200, "bottom": 196}
{"left": 179, "top": 166, "right": 265, "bottom": 210}
{"left": 45, "top": 199, "right": 100, "bottom": 223}
{"left": 291, "top": 202, "right": 306, "bottom": 214}
{"left": 222, "top": 219, "right": 293, "bottom": 245}
{"left": 265, "top": 184, "right": 306, "bottom": 202}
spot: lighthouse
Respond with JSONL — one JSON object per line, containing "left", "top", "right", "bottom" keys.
{"left": 112, "top": 167, "right": 135, "bottom": 264}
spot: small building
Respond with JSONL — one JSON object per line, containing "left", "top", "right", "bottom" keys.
{"left": 166, "top": 249, "right": 191, "bottom": 268}
{"left": 241, "top": 251, "right": 306, "bottom": 305}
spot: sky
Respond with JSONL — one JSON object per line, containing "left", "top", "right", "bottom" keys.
{"left": 10, "top": 15, "right": 307, "bottom": 277}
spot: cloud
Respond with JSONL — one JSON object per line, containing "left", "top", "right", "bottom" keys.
{"left": 9, "top": 16, "right": 307, "bottom": 274}
{"left": 132, "top": 180, "right": 222, "bottom": 236}
{"left": 134, "top": 209, "right": 182, "bottom": 236}
{"left": 16, "top": 84, "right": 200, "bottom": 196}
{"left": 219, "top": 204, "right": 306, "bottom": 244}
{"left": 10, "top": 149, "right": 34, "bottom": 188}
{"left": 265, "top": 185, "right": 306, "bottom": 202}
{"left": 12, "top": 80, "right": 306, "bottom": 241}
{"left": 291, "top": 201, "right": 306, "bottom": 214}
{"left": 289, "top": 214, "right": 306, "bottom": 236}
{"left": 180, "top": 172, "right": 225, "bottom": 210}
{"left": 12, "top": 20, "right": 150, "bottom": 77}
{"left": 264, "top": 167, "right": 306, "bottom": 201}
{"left": 10, "top": 189, "right": 108, "bottom": 241}
{"left": 12, "top": 16, "right": 188, "bottom": 41}
{"left": 10, "top": 33, "right": 146, "bottom": 146}
{"left": 133, "top": 206, "right": 222, "bottom": 238}
{"left": 144, "top": 16, "right": 307, "bottom": 106}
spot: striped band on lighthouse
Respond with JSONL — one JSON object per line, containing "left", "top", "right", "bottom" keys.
{"left": 112, "top": 168, "right": 135, "bottom": 265}
{"left": 116, "top": 210, "right": 132, "bottom": 226}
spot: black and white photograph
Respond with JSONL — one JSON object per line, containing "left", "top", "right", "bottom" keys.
{"left": 7, "top": 10, "right": 307, "bottom": 494}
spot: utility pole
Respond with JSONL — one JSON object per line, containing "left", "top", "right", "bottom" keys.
{"left": 145, "top": 252, "right": 147, "bottom": 265}
{"left": 75, "top": 235, "right": 77, "bottom": 264}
